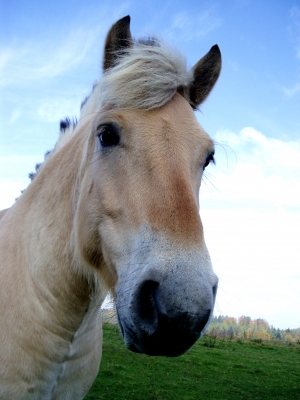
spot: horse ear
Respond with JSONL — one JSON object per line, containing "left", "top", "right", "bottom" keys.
{"left": 103, "top": 15, "right": 133, "bottom": 71}
{"left": 183, "top": 45, "right": 222, "bottom": 108}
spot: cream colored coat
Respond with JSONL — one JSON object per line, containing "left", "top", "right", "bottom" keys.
{"left": 0, "top": 15, "right": 221, "bottom": 399}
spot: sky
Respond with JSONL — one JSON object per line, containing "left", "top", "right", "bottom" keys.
{"left": 0, "top": 0, "right": 299, "bottom": 329}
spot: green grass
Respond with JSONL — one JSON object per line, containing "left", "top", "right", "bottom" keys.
{"left": 85, "top": 324, "right": 300, "bottom": 400}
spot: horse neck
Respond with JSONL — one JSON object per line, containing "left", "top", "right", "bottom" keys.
{"left": 7, "top": 121, "right": 102, "bottom": 333}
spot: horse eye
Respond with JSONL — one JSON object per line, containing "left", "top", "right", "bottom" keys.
{"left": 203, "top": 153, "right": 215, "bottom": 170}
{"left": 97, "top": 125, "right": 120, "bottom": 147}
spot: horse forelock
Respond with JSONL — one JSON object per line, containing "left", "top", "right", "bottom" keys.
{"left": 80, "top": 39, "right": 192, "bottom": 120}
{"left": 56, "top": 40, "right": 191, "bottom": 150}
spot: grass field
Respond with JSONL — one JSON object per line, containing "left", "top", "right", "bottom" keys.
{"left": 85, "top": 324, "right": 300, "bottom": 400}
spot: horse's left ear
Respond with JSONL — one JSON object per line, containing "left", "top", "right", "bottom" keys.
{"left": 183, "top": 45, "right": 222, "bottom": 108}
{"left": 103, "top": 15, "right": 133, "bottom": 71}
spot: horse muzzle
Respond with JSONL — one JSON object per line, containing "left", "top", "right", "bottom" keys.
{"left": 115, "top": 247, "right": 218, "bottom": 357}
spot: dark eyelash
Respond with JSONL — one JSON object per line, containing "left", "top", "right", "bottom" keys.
{"left": 203, "top": 153, "right": 215, "bottom": 170}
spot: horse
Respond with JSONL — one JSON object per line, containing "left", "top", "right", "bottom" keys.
{"left": 0, "top": 15, "right": 221, "bottom": 399}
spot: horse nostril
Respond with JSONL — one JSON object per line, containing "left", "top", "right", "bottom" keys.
{"left": 133, "top": 280, "right": 159, "bottom": 332}
{"left": 128, "top": 279, "right": 215, "bottom": 355}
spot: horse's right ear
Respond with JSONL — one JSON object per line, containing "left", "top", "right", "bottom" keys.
{"left": 103, "top": 15, "right": 133, "bottom": 71}
{"left": 183, "top": 45, "right": 222, "bottom": 109}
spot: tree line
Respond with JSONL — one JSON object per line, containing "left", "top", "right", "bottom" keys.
{"left": 205, "top": 315, "right": 300, "bottom": 342}
{"left": 101, "top": 310, "right": 300, "bottom": 343}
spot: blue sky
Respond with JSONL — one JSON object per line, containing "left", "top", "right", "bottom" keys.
{"left": 1, "top": 0, "right": 300, "bottom": 329}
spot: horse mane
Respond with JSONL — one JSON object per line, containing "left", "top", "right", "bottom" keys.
{"left": 27, "top": 118, "right": 78, "bottom": 183}
{"left": 27, "top": 38, "right": 190, "bottom": 184}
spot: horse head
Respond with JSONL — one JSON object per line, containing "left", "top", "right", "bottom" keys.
{"left": 75, "top": 16, "right": 221, "bottom": 356}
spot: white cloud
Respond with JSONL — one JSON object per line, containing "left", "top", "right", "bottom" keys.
{"left": 9, "top": 109, "right": 21, "bottom": 124}
{"left": 282, "top": 82, "right": 300, "bottom": 96}
{"left": 0, "top": 155, "right": 39, "bottom": 209}
{"left": 0, "top": 48, "right": 14, "bottom": 70}
{"left": 0, "top": 180, "right": 27, "bottom": 209}
{"left": 284, "top": 5, "right": 300, "bottom": 99}
{"left": 37, "top": 97, "right": 82, "bottom": 124}
{"left": 202, "top": 127, "right": 300, "bottom": 210}
{"left": 0, "top": 26, "right": 101, "bottom": 89}
{"left": 33, "top": 28, "right": 98, "bottom": 79}
{"left": 165, "top": 8, "right": 222, "bottom": 42}
{"left": 289, "top": 6, "right": 300, "bottom": 18}
{"left": 288, "top": 5, "right": 300, "bottom": 60}
{"left": 203, "top": 207, "right": 300, "bottom": 329}
{"left": 201, "top": 127, "right": 300, "bottom": 329}
{"left": 228, "top": 60, "right": 239, "bottom": 72}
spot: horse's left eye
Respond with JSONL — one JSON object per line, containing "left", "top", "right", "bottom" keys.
{"left": 203, "top": 153, "right": 215, "bottom": 170}
{"left": 97, "top": 125, "right": 120, "bottom": 147}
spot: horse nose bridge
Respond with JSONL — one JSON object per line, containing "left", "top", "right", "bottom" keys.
{"left": 146, "top": 172, "right": 203, "bottom": 243}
